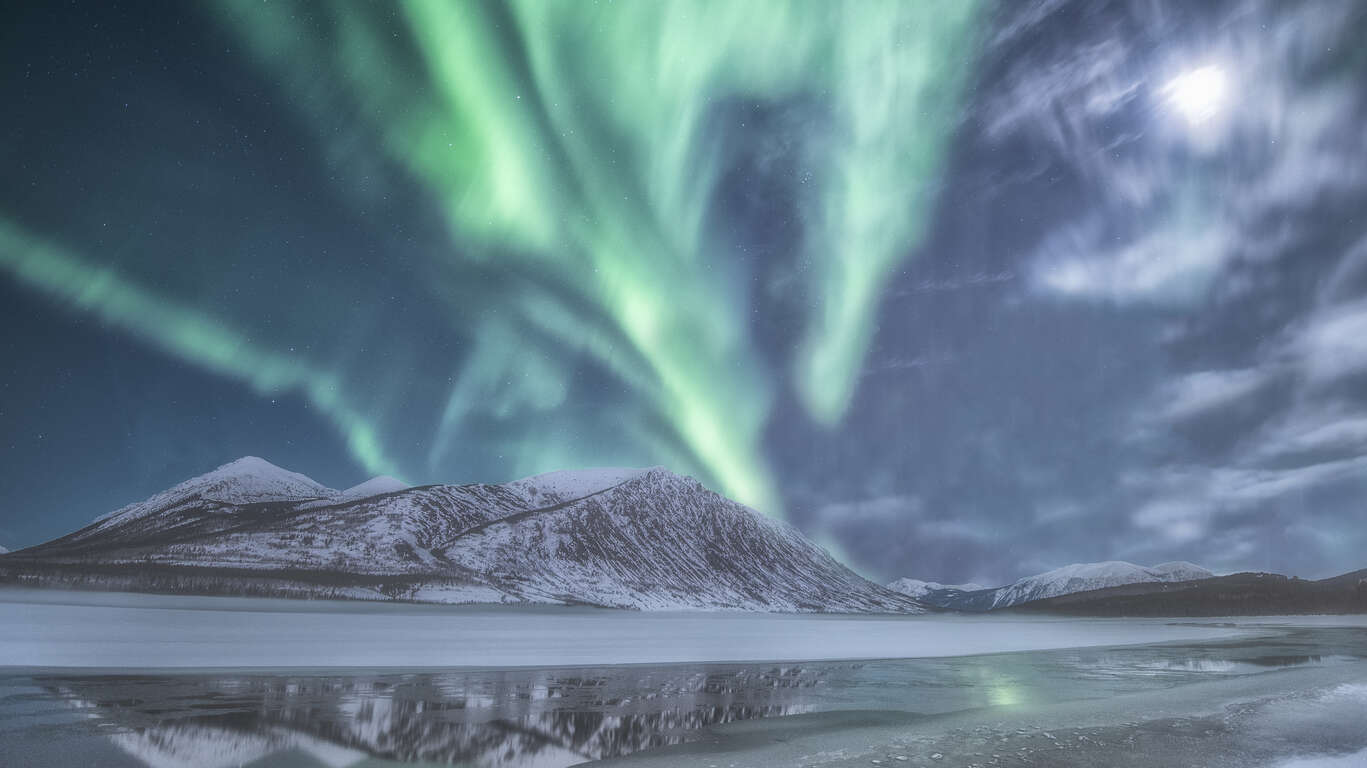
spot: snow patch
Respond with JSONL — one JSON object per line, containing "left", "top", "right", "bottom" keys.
{"left": 503, "top": 466, "right": 653, "bottom": 503}
{"left": 92, "top": 456, "right": 337, "bottom": 529}
{"left": 337, "top": 475, "right": 408, "bottom": 501}
{"left": 989, "top": 560, "right": 1215, "bottom": 609}
{"left": 1151, "top": 561, "right": 1216, "bottom": 580}
{"left": 187, "top": 456, "right": 337, "bottom": 504}
{"left": 887, "top": 578, "right": 987, "bottom": 599}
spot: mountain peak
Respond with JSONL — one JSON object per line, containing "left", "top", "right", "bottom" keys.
{"left": 205, "top": 455, "right": 290, "bottom": 478}
{"left": 339, "top": 475, "right": 408, "bottom": 501}
{"left": 184, "top": 456, "right": 334, "bottom": 503}
{"left": 887, "top": 578, "right": 988, "bottom": 599}
{"left": 32, "top": 459, "right": 919, "bottom": 613}
{"left": 1151, "top": 561, "right": 1213, "bottom": 579}
{"left": 986, "top": 560, "right": 1215, "bottom": 609}
{"left": 503, "top": 466, "right": 655, "bottom": 503}
{"left": 88, "top": 457, "right": 336, "bottom": 531}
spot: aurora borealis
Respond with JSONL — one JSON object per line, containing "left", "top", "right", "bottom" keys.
{"left": 4, "top": 0, "right": 1367, "bottom": 585}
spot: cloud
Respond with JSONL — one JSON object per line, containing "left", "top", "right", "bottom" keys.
{"left": 811, "top": 493, "right": 1009, "bottom": 582}
{"left": 1031, "top": 217, "right": 1233, "bottom": 306}
{"left": 1125, "top": 289, "right": 1367, "bottom": 551}
{"left": 1128, "top": 456, "right": 1367, "bottom": 544}
{"left": 814, "top": 494, "right": 923, "bottom": 527}
{"left": 1293, "top": 298, "right": 1367, "bottom": 384}
{"left": 980, "top": 1, "right": 1367, "bottom": 577}
{"left": 984, "top": 1, "right": 1367, "bottom": 308}
{"left": 1131, "top": 497, "right": 1209, "bottom": 545}
{"left": 1254, "top": 412, "right": 1367, "bottom": 464}
{"left": 886, "top": 271, "right": 1017, "bottom": 297}
{"left": 1152, "top": 368, "right": 1272, "bottom": 424}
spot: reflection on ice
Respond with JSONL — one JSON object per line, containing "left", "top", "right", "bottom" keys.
{"left": 36, "top": 667, "right": 822, "bottom": 768}
{"left": 2, "top": 624, "right": 1365, "bottom": 768}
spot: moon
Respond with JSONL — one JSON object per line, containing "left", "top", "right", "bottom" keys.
{"left": 1162, "top": 65, "right": 1230, "bottom": 127}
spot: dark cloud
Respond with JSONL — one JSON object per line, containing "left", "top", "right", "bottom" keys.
{"left": 801, "top": 0, "right": 1367, "bottom": 585}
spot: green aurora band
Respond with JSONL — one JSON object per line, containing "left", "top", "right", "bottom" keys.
{"left": 1, "top": 1, "right": 982, "bottom": 515}
{"left": 0, "top": 221, "right": 402, "bottom": 479}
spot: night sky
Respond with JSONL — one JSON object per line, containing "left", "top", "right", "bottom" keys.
{"left": 3, "top": 0, "right": 1366, "bottom": 585}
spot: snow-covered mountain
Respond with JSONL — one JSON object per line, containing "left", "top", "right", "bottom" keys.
{"left": 87, "top": 456, "right": 337, "bottom": 533}
{"left": 886, "top": 578, "right": 986, "bottom": 601}
{"left": 987, "top": 561, "right": 1213, "bottom": 609}
{"left": 334, "top": 475, "right": 408, "bottom": 502}
{"left": 891, "top": 561, "right": 1214, "bottom": 611}
{"left": 2, "top": 458, "right": 922, "bottom": 613}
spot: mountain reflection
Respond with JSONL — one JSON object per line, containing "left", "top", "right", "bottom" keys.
{"left": 41, "top": 665, "right": 830, "bottom": 767}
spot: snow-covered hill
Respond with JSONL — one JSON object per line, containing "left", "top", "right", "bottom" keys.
{"left": 3, "top": 458, "right": 922, "bottom": 613}
{"left": 502, "top": 467, "right": 650, "bottom": 505}
{"left": 335, "top": 475, "right": 408, "bottom": 502}
{"left": 890, "top": 561, "right": 1214, "bottom": 611}
{"left": 86, "top": 456, "right": 337, "bottom": 534}
{"left": 886, "top": 578, "right": 986, "bottom": 601}
{"left": 987, "top": 561, "right": 1213, "bottom": 609}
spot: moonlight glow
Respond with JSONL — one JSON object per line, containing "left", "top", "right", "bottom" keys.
{"left": 1162, "top": 65, "right": 1229, "bottom": 127}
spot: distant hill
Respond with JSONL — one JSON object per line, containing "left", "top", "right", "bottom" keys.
{"left": 890, "top": 561, "right": 1214, "bottom": 611}
{"left": 0, "top": 457, "right": 923, "bottom": 613}
{"left": 1011, "top": 569, "right": 1367, "bottom": 616}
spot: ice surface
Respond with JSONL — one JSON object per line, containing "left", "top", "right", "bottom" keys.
{"left": 5, "top": 615, "right": 1365, "bottom": 768}
{"left": 1279, "top": 748, "right": 1367, "bottom": 768}
{"left": 0, "top": 588, "right": 1276, "bottom": 669}
{"left": 603, "top": 661, "right": 1367, "bottom": 767}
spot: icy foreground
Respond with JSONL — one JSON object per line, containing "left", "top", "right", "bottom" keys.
{"left": 3, "top": 608, "right": 1364, "bottom": 768}
{"left": 0, "top": 458, "right": 920, "bottom": 612}
{"left": 603, "top": 665, "right": 1367, "bottom": 768}
{"left": 0, "top": 588, "right": 1259, "bottom": 668}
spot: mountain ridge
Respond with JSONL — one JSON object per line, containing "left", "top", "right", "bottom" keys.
{"left": 1013, "top": 569, "right": 1367, "bottom": 616}
{"left": 889, "top": 560, "right": 1215, "bottom": 611}
{"left": 0, "top": 458, "right": 923, "bottom": 614}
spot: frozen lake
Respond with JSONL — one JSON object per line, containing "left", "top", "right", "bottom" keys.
{"left": 0, "top": 587, "right": 1274, "bottom": 668}
{"left": 1, "top": 589, "right": 1365, "bottom": 767}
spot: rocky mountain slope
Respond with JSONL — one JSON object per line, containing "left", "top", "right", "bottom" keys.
{"left": 0, "top": 458, "right": 923, "bottom": 613}
{"left": 889, "top": 561, "right": 1213, "bottom": 611}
